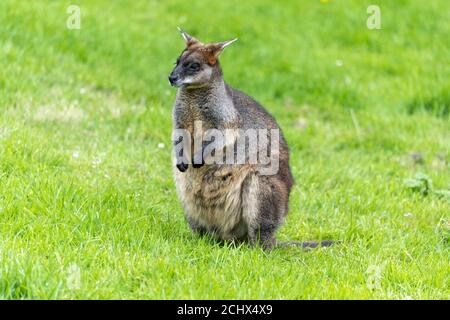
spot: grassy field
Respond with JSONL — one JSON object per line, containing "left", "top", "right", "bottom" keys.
{"left": 0, "top": 0, "right": 449, "bottom": 299}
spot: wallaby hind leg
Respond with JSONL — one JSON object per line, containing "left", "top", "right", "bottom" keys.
{"left": 243, "top": 175, "right": 287, "bottom": 250}
{"left": 249, "top": 201, "right": 278, "bottom": 250}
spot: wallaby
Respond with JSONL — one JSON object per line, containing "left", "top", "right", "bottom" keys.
{"left": 169, "top": 29, "right": 334, "bottom": 250}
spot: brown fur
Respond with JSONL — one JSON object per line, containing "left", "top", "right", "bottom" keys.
{"left": 170, "top": 31, "right": 302, "bottom": 250}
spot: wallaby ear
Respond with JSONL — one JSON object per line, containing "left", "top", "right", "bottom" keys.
{"left": 205, "top": 38, "right": 238, "bottom": 64}
{"left": 217, "top": 38, "right": 238, "bottom": 51}
{"left": 177, "top": 27, "right": 202, "bottom": 48}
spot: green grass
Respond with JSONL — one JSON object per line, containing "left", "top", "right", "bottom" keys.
{"left": 0, "top": 0, "right": 449, "bottom": 299}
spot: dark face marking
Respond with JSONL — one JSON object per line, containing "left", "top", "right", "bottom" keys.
{"left": 169, "top": 49, "right": 205, "bottom": 87}
{"left": 169, "top": 48, "right": 213, "bottom": 88}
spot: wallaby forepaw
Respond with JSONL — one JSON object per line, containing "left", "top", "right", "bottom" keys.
{"left": 192, "top": 157, "right": 205, "bottom": 168}
{"left": 176, "top": 163, "right": 189, "bottom": 172}
{"left": 192, "top": 163, "right": 204, "bottom": 168}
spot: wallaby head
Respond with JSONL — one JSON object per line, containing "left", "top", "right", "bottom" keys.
{"left": 168, "top": 28, "right": 237, "bottom": 89}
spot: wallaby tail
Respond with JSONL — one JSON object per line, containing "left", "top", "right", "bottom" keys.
{"left": 276, "top": 240, "right": 339, "bottom": 249}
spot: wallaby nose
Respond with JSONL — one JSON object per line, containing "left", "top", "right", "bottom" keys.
{"left": 168, "top": 74, "right": 179, "bottom": 85}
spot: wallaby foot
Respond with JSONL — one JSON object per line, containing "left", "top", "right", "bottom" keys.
{"left": 187, "top": 216, "right": 208, "bottom": 236}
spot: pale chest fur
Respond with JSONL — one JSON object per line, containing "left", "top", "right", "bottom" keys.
{"left": 172, "top": 85, "right": 238, "bottom": 132}
{"left": 173, "top": 163, "right": 255, "bottom": 239}
{"left": 172, "top": 86, "right": 251, "bottom": 239}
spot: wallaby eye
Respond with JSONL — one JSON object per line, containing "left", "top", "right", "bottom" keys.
{"left": 189, "top": 63, "right": 200, "bottom": 71}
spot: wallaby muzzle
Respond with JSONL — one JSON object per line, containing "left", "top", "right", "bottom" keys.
{"left": 168, "top": 72, "right": 181, "bottom": 87}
